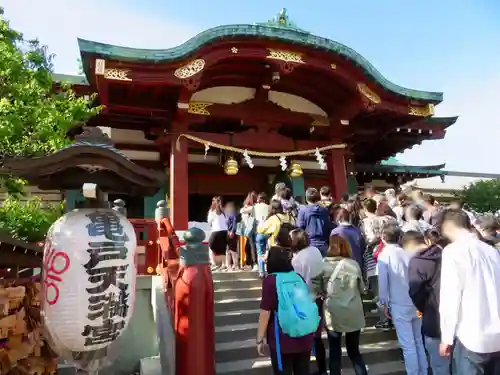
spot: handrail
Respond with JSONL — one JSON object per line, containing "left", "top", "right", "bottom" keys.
{"left": 157, "top": 216, "right": 181, "bottom": 317}
{"left": 130, "top": 210, "right": 215, "bottom": 375}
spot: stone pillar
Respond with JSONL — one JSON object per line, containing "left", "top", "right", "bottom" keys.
{"left": 112, "top": 199, "right": 127, "bottom": 216}
{"left": 327, "top": 148, "right": 348, "bottom": 201}
{"left": 170, "top": 135, "right": 189, "bottom": 230}
{"left": 155, "top": 200, "right": 169, "bottom": 225}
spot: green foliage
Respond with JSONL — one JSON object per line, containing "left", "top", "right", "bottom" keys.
{"left": 0, "top": 196, "right": 63, "bottom": 242}
{"left": 458, "top": 179, "right": 500, "bottom": 214}
{"left": 0, "top": 7, "right": 100, "bottom": 158}
{"left": 0, "top": 7, "right": 101, "bottom": 195}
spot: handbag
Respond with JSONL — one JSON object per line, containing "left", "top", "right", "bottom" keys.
{"left": 243, "top": 207, "right": 256, "bottom": 237}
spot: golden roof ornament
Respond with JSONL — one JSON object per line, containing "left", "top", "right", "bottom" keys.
{"left": 257, "top": 8, "right": 310, "bottom": 34}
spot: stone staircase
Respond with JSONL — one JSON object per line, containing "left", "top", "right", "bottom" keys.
{"left": 214, "top": 271, "right": 405, "bottom": 375}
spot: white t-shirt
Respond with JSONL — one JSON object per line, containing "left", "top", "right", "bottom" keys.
{"left": 253, "top": 203, "right": 269, "bottom": 225}
{"left": 292, "top": 246, "right": 324, "bottom": 287}
{"left": 440, "top": 231, "right": 500, "bottom": 353}
{"left": 207, "top": 210, "right": 227, "bottom": 232}
{"left": 401, "top": 220, "right": 431, "bottom": 234}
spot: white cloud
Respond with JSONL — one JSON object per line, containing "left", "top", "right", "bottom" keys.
{"left": 2, "top": 0, "right": 197, "bottom": 73}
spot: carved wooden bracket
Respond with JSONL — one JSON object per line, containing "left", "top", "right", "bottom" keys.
{"left": 361, "top": 96, "right": 377, "bottom": 112}
{"left": 181, "top": 77, "right": 201, "bottom": 91}
{"left": 276, "top": 61, "right": 298, "bottom": 74}
{"left": 174, "top": 59, "right": 205, "bottom": 91}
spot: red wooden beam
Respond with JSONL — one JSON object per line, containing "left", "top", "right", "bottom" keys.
{"left": 107, "top": 104, "right": 170, "bottom": 117}
{"left": 400, "top": 122, "right": 448, "bottom": 131}
{"left": 100, "top": 43, "right": 425, "bottom": 114}
{"left": 187, "top": 98, "right": 319, "bottom": 127}
{"left": 159, "top": 130, "right": 336, "bottom": 153}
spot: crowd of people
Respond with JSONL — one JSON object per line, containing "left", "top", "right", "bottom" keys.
{"left": 206, "top": 184, "right": 500, "bottom": 375}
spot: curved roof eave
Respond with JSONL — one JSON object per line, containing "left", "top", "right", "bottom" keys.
{"left": 425, "top": 116, "right": 458, "bottom": 128}
{"left": 360, "top": 162, "right": 446, "bottom": 175}
{"left": 77, "top": 24, "right": 443, "bottom": 103}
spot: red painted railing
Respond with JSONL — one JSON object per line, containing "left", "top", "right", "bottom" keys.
{"left": 129, "top": 219, "right": 160, "bottom": 276}
{"left": 129, "top": 218, "right": 180, "bottom": 314}
{"left": 130, "top": 217, "right": 215, "bottom": 375}
{"left": 130, "top": 217, "right": 214, "bottom": 375}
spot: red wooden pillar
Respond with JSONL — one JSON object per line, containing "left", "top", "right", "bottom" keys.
{"left": 170, "top": 129, "right": 189, "bottom": 230}
{"left": 327, "top": 148, "right": 348, "bottom": 201}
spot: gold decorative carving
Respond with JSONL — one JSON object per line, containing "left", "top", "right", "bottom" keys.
{"left": 330, "top": 63, "right": 337, "bottom": 69}
{"left": 357, "top": 83, "right": 381, "bottom": 104}
{"left": 174, "top": 59, "right": 205, "bottom": 79}
{"left": 104, "top": 69, "right": 132, "bottom": 81}
{"left": 408, "top": 104, "right": 435, "bottom": 117}
{"left": 231, "top": 47, "right": 238, "bottom": 54}
{"left": 95, "top": 59, "right": 105, "bottom": 75}
{"left": 188, "top": 102, "right": 212, "bottom": 115}
{"left": 310, "top": 115, "right": 329, "bottom": 127}
{"left": 267, "top": 49, "right": 304, "bottom": 64}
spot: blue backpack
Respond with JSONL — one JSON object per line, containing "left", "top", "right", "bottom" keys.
{"left": 274, "top": 272, "right": 320, "bottom": 337}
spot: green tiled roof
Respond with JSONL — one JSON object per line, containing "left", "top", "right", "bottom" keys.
{"left": 422, "top": 116, "right": 458, "bottom": 128}
{"left": 380, "top": 157, "right": 404, "bottom": 166}
{"left": 52, "top": 73, "right": 89, "bottom": 86}
{"left": 77, "top": 9, "right": 443, "bottom": 103}
{"left": 369, "top": 158, "right": 445, "bottom": 175}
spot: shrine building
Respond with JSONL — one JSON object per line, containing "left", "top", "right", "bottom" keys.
{"left": 54, "top": 9, "right": 457, "bottom": 230}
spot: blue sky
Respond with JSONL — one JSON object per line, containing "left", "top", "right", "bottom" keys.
{"left": 3, "top": 0, "right": 500, "bottom": 173}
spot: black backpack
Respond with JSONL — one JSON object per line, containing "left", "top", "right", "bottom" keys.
{"left": 277, "top": 214, "right": 297, "bottom": 234}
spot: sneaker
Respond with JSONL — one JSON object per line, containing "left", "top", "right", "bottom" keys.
{"left": 374, "top": 320, "right": 393, "bottom": 331}
{"left": 370, "top": 308, "right": 379, "bottom": 314}
{"left": 210, "top": 264, "right": 219, "bottom": 271}
{"left": 252, "top": 265, "right": 259, "bottom": 271}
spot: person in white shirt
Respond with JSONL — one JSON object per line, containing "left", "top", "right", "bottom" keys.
{"left": 393, "top": 193, "right": 409, "bottom": 226}
{"left": 401, "top": 205, "right": 431, "bottom": 234}
{"left": 253, "top": 192, "right": 270, "bottom": 276}
{"left": 384, "top": 188, "right": 397, "bottom": 209}
{"left": 448, "top": 198, "right": 475, "bottom": 223}
{"left": 207, "top": 196, "right": 228, "bottom": 270}
{"left": 377, "top": 223, "right": 428, "bottom": 375}
{"left": 271, "top": 182, "right": 286, "bottom": 201}
{"left": 439, "top": 209, "right": 500, "bottom": 374}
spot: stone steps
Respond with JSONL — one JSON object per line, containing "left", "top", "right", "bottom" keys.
{"left": 213, "top": 270, "right": 403, "bottom": 375}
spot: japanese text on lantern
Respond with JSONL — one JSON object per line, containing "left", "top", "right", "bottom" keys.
{"left": 44, "top": 245, "right": 70, "bottom": 306}
{"left": 82, "top": 212, "right": 130, "bottom": 347}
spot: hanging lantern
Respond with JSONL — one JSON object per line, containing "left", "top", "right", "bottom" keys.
{"left": 224, "top": 157, "right": 239, "bottom": 175}
{"left": 42, "top": 209, "right": 137, "bottom": 356}
{"left": 289, "top": 163, "right": 303, "bottom": 178}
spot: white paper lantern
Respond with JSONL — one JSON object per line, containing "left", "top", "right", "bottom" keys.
{"left": 42, "top": 208, "right": 137, "bottom": 353}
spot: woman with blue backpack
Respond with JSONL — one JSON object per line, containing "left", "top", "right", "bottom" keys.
{"left": 290, "top": 229, "right": 327, "bottom": 375}
{"left": 257, "top": 242, "right": 320, "bottom": 374}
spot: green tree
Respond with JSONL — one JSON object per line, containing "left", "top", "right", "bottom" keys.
{"left": 0, "top": 196, "right": 64, "bottom": 242}
{"left": 0, "top": 7, "right": 100, "bottom": 191}
{"left": 459, "top": 179, "right": 500, "bottom": 214}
